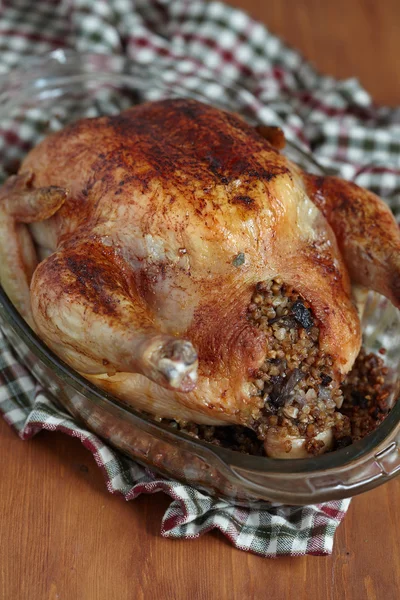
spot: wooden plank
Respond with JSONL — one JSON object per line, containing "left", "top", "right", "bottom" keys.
{"left": 1, "top": 418, "right": 399, "bottom": 599}
{"left": 229, "top": 0, "right": 400, "bottom": 105}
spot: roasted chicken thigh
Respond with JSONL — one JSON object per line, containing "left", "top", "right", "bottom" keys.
{"left": 1, "top": 98, "right": 399, "bottom": 457}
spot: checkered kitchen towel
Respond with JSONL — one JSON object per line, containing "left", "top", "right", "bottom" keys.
{"left": 0, "top": 0, "right": 399, "bottom": 558}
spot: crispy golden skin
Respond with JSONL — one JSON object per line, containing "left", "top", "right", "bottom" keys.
{"left": 0, "top": 99, "right": 398, "bottom": 440}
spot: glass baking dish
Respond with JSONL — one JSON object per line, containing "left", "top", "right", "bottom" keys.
{"left": 0, "top": 51, "right": 399, "bottom": 506}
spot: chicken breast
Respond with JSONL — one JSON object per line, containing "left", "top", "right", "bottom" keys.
{"left": 1, "top": 98, "right": 399, "bottom": 457}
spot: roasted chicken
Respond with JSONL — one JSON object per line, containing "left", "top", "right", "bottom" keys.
{"left": 1, "top": 98, "right": 399, "bottom": 457}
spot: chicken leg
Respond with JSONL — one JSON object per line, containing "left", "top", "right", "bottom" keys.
{"left": 30, "top": 239, "right": 198, "bottom": 391}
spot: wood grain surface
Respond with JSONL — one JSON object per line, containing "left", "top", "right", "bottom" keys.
{"left": 229, "top": 0, "right": 400, "bottom": 106}
{"left": 1, "top": 1, "right": 400, "bottom": 599}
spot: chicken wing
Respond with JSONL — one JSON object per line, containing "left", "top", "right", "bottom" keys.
{"left": 303, "top": 173, "right": 400, "bottom": 307}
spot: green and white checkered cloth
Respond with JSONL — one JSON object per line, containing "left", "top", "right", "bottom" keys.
{"left": 0, "top": 0, "right": 399, "bottom": 558}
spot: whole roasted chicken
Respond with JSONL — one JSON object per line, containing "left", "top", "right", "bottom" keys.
{"left": 1, "top": 99, "right": 399, "bottom": 457}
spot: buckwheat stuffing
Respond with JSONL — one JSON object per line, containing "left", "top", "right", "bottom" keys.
{"left": 161, "top": 279, "right": 394, "bottom": 457}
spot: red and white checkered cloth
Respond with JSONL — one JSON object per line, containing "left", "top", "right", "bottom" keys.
{"left": 0, "top": 0, "right": 399, "bottom": 558}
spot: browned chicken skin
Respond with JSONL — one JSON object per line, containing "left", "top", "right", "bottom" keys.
{"left": 304, "top": 174, "right": 400, "bottom": 307}
{"left": 0, "top": 98, "right": 399, "bottom": 457}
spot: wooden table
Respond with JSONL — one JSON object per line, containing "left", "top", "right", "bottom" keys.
{"left": 1, "top": 1, "right": 400, "bottom": 598}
